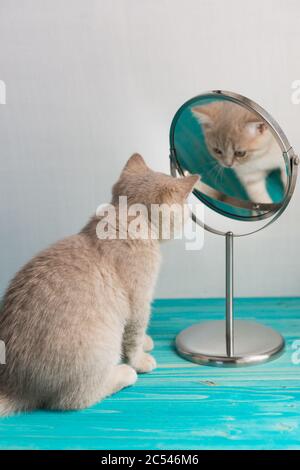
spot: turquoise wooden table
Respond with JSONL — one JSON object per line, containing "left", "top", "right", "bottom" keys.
{"left": 0, "top": 298, "right": 299, "bottom": 450}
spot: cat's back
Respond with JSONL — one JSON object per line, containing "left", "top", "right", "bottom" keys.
{"left": 4, "top": 233, "right": 94, "bottom": 288}
{"left": 0, "top": 233, "right": 102, "bottom": 323}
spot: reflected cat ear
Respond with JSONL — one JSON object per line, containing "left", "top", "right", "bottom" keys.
{"left": 245, "top": 121, "right": 268, "bottom": 137}
{"left": 177, "top": 175, "right": 200, "bottom": 199}
{"left": 191, "top": 102, "right": 223, "bottom": 129}
{"left": 123, "top": 153, "right": 148, "bottom": 173}
{"left": 192, "top": 107, "right": 213, "bottom": 128}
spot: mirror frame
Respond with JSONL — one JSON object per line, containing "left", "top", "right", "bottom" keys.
{"left": 170, "top": 90, "right": 298, "bottom": 237}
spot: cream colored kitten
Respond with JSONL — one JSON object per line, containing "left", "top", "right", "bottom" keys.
{"left": 0, "top": 154, "right": 198, "bottom": 415}
{"left": 192, "top": 101, "right": 286, "bottom": 203}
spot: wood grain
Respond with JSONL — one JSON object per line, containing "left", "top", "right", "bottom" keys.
{"left": 0, "top": 297, "right": 299, "bottom": 449}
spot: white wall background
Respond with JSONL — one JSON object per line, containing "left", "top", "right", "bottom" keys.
{"left": 0, "top": 0, "right": 299, "bottom": 299}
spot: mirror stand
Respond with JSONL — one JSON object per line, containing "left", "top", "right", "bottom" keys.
{"left": 175, "top": 232, "right": 285, "bottom": 367}
{"left": 171, "top": 90, "right": 298, "bottom": 367}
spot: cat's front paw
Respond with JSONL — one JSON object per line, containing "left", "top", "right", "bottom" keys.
{"left": 130, "top": 352, "right": 157, "bottom": 373}
{"left": 143, "top": 334, "right": 154, "bottom": 351}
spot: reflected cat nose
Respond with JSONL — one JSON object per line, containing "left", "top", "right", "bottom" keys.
{"left": 225, "top": 160, "right": 233, "bottom": 167}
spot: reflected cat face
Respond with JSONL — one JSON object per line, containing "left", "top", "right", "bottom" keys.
{"left": 191, "top": 101, "right": 272, "bottom": 168}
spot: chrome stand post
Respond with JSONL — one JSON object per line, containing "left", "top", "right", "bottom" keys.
{"left": 175, "top": 229, "right": 285, "bottom": 366}
{"left": 225, "top": 232, "right": 234, "bottom": 357}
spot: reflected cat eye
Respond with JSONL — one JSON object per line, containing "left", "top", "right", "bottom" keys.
{"left": 234, "top": 150, "right": 246, "bottom": 157}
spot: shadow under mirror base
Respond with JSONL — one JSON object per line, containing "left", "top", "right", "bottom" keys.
{"left": 175, "top": 320, "right": 284, "bottom": 367}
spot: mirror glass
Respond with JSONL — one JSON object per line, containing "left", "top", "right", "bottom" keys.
{"left": 170, "top": 94, "right": 289, "bottom": 220}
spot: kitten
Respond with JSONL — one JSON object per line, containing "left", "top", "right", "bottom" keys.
{"left": 0, "top": 154, "right": 198, "bottom": 415}
{"left": 192, "top": 101, "right": 286, "bottom": 203}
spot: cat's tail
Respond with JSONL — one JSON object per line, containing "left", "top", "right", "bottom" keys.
{"left": 0, "top": 392, "right": 30, "bottom": 416}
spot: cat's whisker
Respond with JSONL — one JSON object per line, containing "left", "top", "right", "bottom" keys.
{"left": 206, "top": 162, "right": 221, "bottom": 180}
{"left": 217, "top": 168, "right": 223, "bottom": 186}
{"left": 213, "top": 165, "right": 223, "bottom": 186}
{"left": 219, "top": 166, "right": 225, "bottom": 185}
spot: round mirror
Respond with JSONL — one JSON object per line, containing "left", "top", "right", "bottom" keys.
{"left": 169, "top": 91, "right": 298, "bottom": 366}
{"left": 170, "top": 90, "right": 298, "bottom": 236}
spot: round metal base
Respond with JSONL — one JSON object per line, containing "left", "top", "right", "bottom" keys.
{"left": 175, "top": 320, "right": 285, "bottom": 367}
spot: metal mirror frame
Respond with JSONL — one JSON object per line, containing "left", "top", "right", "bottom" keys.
{"left": 169, "top": 90, "right": 299, "bottom": 367}
{"left": 170, "top": 90, "right": 298, "bottom": 237}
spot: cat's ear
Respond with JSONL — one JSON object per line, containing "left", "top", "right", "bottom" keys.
{"left": 176, "top": 175, "right": 200, "bottom": 199}
{"left": 191, "top": 102, "right": 223, "bottom": 129}
{"left": 123, "top": 153, "right": 148, "bottom": 174}
{"left": 192, "top": 106, "right": 213, "bottom": 128}
{"left": 245, "top": 121, "right": 268, "bottom": 137}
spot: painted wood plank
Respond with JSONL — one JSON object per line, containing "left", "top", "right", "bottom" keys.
{"left": 0, "top": 297, "right": 299, "bottom": 449}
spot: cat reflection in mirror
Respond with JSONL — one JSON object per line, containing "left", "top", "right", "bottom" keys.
{"left": 192, "top": 101, "right": 287, "bottom": 203}
{"left": 0, "top": 154, "right": 198, "bottom": 415}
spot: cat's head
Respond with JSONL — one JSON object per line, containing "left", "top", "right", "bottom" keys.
{"left": 112, "top": 154, "right": 199, "bottom": 240}
{"left": 191, "top": 101, "right": 272, "bottom": 168}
